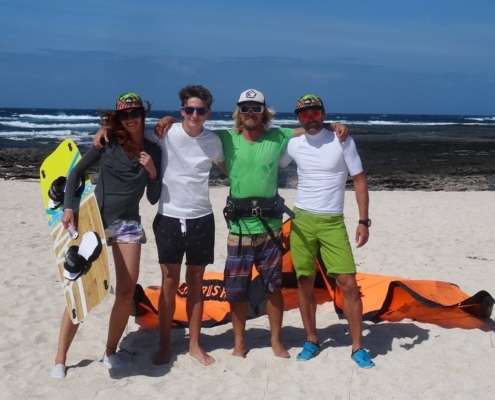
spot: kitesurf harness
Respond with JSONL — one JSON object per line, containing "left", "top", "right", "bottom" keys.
{"left": 223, "top": 193, "right": 294, "bottom": 253}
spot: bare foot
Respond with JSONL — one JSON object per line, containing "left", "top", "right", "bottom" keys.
{"left": 151, "top": 347, "right": 171, "bottom": 365}
{"left": 232, "top": 345, "right": 248, "bottom": 358}
{"left": 189, "top": 345, "right": 215, "bottom": 366}
{"left": 272, "top": 341, "right": 290, "bottom": 358}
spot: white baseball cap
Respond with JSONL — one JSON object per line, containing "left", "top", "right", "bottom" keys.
{"left": 237, "top": 89, "right": 265, "bottom": 105}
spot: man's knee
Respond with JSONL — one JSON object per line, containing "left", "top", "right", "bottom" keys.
{"left": 265, "top": 288, "right": 284, "bottom": 307}
{"left": 297, "top": 275, "right": 316, "bottom": 293}
{"left": 186, "top": 277, "right": 204, "bottom": 293}
{"left": 337, "top": 274, "right": 360, "bottom": 299}
{"left": 185, "top": 266, "right": 206, "bottom": 288}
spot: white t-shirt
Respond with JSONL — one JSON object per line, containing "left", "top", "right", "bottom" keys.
{"left": 145, "top": 123, "right": 224, "bottom": 218}
{"left": 279, "top": 128, "right": 363, "bottom": 214}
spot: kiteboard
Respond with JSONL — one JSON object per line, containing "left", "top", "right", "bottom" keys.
{"left": 40, "top": 138, "right": 110, "bottom": 324}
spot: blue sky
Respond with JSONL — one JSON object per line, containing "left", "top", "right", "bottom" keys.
{"left": 1, "top": 0, "right": 494, "bottom": 114}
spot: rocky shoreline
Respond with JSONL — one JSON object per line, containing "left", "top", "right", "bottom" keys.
{"left": 1, "top": 133, "right": 495, "bottom": 191}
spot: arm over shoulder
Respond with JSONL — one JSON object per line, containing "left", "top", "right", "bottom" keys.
{"left": 144, "top": 130, "right": 160, "bottom": 144}
{"left": 145, "top": 141, "right": 162, "bottom": 205}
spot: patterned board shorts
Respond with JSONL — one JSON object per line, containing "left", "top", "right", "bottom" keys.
{"left": 104, "top": 219, "right": 147, "bottom": 245}
{"left": 224, "top": 229, "right": 283, "bottom": 303}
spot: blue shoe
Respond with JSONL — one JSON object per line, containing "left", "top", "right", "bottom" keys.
{"left": 297, "top": 341, "right": 320, "bottom": 361}
{"left": 351, "top": 348, "right": 375, "bottom": 369}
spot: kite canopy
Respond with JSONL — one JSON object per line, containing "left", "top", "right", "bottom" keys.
{"left": 133, "top": 220, "right": 494, "bottom": 330}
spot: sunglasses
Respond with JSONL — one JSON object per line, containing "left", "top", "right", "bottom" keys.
{"left": 297, "top": 109, "right": 323, "bottom": 121}
{"left": 239, "top": 105, "right": 264, "bottom": 114}
{"left": 117, "top": 108, "right": 143, "bottom": 121}
{"left": 182, "top": 106, "right": 209, "bottom": 116}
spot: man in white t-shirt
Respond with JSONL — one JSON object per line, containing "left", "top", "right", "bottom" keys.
{"left": 279, "top": 94, "right": 375, "bottom": 368}
{"left": 145, "top": 85, "right": 225, "bottom": 366}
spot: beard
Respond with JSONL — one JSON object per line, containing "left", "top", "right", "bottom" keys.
{"left": 241, "top": 117, "right": 262, "bottom": 131}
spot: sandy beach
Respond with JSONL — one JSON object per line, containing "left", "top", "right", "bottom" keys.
{"left": 1, "top": 180, "right": 494, "bottom": 399}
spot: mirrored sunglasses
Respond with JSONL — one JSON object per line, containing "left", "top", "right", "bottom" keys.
{"left": 297, "top": 109, "right": 322, "bottom": 121}
{"left": 239, "top": 105, "right": 264, "bottom": 114}
{"left": 117, "top": 108, "right": 143, "bottom": 121}
{"left": 182, "top": 106, "right": 209, "bottom": 116}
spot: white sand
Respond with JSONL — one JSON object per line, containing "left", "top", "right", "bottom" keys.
{"left": 1, "top": 180, "right": 494, "bottom": 399}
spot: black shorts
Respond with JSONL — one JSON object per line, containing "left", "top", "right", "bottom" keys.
{"left": 153, "top": 213, "right": 215, "bottom": 266}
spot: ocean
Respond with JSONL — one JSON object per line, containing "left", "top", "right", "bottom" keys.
{"left": 1, "top": 108, "right": 494, "bottom": 149}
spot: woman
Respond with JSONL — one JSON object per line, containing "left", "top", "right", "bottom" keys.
{"left": 51, "top": 92, "right": 161, "bottom": 378}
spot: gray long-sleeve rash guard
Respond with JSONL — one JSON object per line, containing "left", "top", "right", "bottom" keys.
{"left": 63, "top": 139, "right": 161, "bottom": 228}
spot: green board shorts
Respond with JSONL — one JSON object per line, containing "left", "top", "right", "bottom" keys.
{"left": 290, "top": 207, "right": 356, "bottom": 278}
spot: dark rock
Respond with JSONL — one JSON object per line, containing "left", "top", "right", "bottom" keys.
{"left": 2, "top": 134, "right": 495, "bottom": 191}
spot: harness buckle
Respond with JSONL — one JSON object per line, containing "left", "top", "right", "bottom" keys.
{"left": 252, "top": 207, "right": 261, "bottom": 217}
{"left": 227, "top": 200, "right": 235, "bottom": 213}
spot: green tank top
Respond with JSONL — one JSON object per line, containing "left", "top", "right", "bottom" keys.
{"left": 215, "top": 128, "right": 293, "bottom": 234}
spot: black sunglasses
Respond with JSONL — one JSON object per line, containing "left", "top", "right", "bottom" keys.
{"left": 117, "top": 108, "right": 143, "bottom": 121}
{"left": 182, "top": 106, "right": 209, "bottom": 116}
{"left": 239, "top": 105, "right": 264, "bottom": 114}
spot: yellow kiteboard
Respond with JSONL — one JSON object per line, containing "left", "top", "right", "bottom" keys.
{"left": 40, "top": 139, "right": 110, "bottom": 324}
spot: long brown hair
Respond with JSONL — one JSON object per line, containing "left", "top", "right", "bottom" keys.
{"left": 98, "top": 100, "right": 151, "bottom": 158}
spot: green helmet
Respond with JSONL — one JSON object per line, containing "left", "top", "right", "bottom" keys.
{"left": 294, "top": 94, "right": 324, "bottom": 114}
{"left": 115, "top": 92, "right": 143, "bottom": 111}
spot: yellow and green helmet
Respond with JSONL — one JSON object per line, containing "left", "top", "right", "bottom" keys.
{"left": 294, "top": 94, "right": 324, "bottom": 114}
{"left": 115, "top": 92, "right": 143, "bottom": 111}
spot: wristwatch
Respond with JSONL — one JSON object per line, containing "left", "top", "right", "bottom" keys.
{"left": 359, "top": 219, "right": 372, "bottom": 227}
